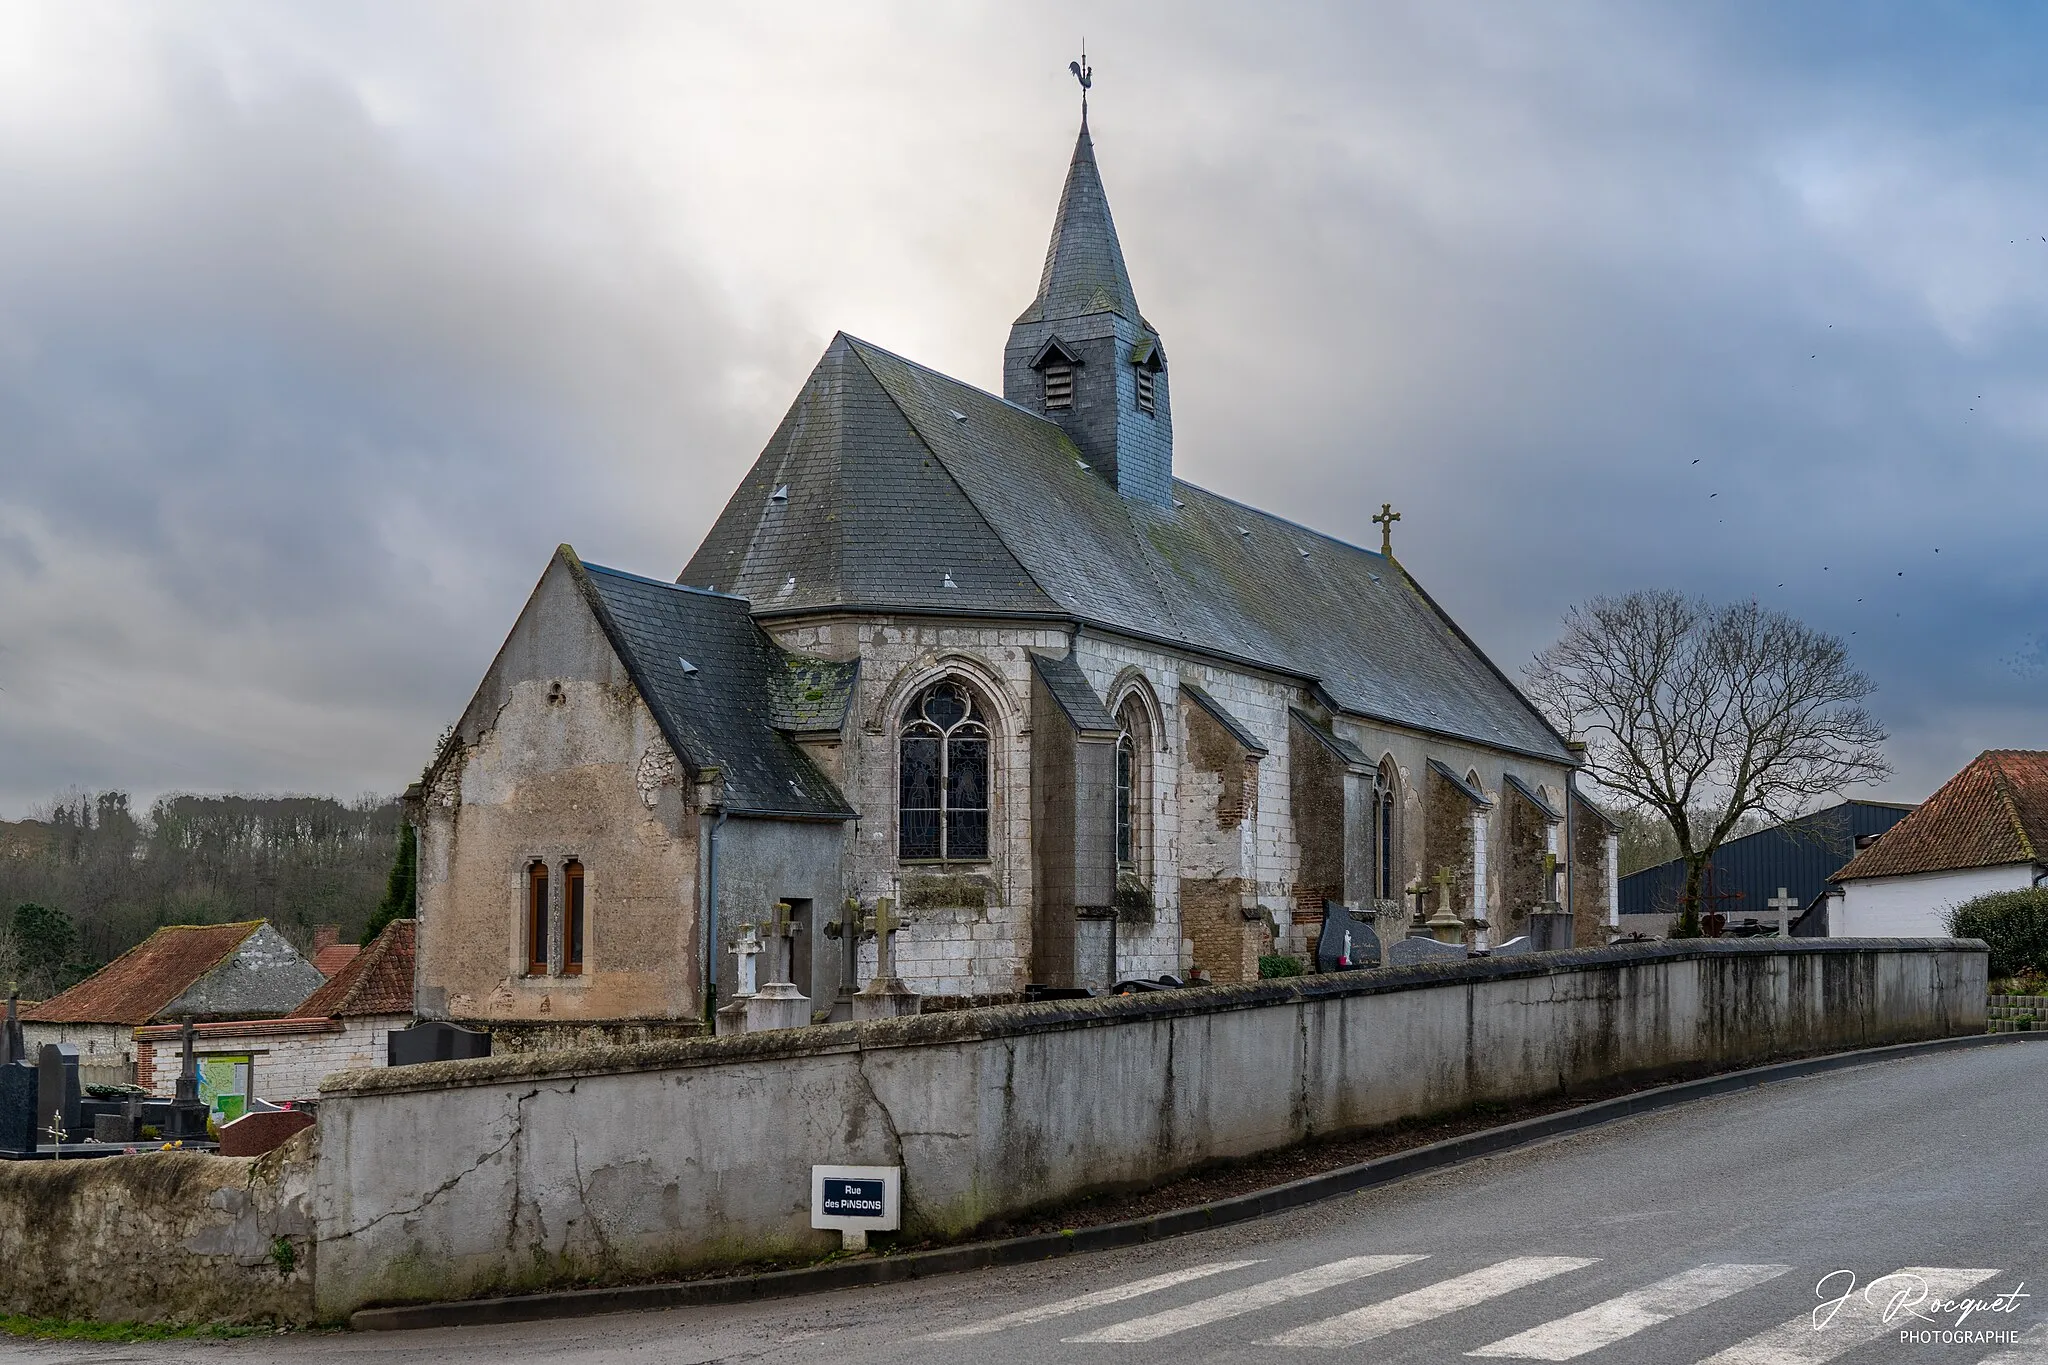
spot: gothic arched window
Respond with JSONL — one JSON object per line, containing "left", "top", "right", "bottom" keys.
{"left": 1373, "top": 758, "right": 1399, "bottom": 901}
{"left": 899, "top": 681, "right": 990, "bottom": 861}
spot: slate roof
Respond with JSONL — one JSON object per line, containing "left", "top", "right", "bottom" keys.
{"left": 1504, "top": 773, "right": 1562, "bottom": 821}
{"left": 1031, "top": 651, "right": 1119, "bottom": 735}
{"left": 568, "top": 553, "right": 855, "bottom": 820}
{"left": 1289, "top": 707, "right": 1371, "bottom": 769}
{"left": 24, "top": 922, "right": 263, "bottom": 1026}
{"left": 1835, "top": 752, "right": 2048, "bottom": 882}
{"left": 1428, "top": 759, "right": 1493, "bottom": 808}
{"left": 1015, "top": 116, "right": 1147, "bottom": 329}
{"left": 1184, "top": 684, "right": 1268, "bottom": 755}
{"left": 679, "top": 335, "right": 1573, "bottom": 764}
{"left": 296, "top": 919, "right": 414, "bottom": 1018}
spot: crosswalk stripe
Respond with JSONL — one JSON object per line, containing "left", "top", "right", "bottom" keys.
{"left": 1697, "top": 1265, "right": 2001, "bottom": 1364}
{"left": 1468, "top": 1263, "right": 1795, "bottom": 1360}
{"left": 1978, "top": 1322, "right": 2048, "bottom": 1364}
{"left": 1266, "top": 1256, "right": 1600, "bottom": 1349}
{"left": 1061, "top": 1254, "right": 1427, "bottom": 1343}
{"left": 926, "top": 1260, "right": 1266, "bottom": 1339}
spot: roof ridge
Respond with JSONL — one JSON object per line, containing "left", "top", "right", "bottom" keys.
{"left": 837, "top": 331, "right": 1062, "bottom": 426}
{"left": 1989, "top": 753, "right": 2038, "bottom": 860}
{"left": 578, "top": 560, "right": 746, "bottom": 601}
{"left": 1169, "top": 480, "right": 1391, "bottom": 566}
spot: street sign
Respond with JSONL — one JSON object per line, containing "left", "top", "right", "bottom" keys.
{"left": 811, "top": 1164, "right": 901, "bottom": 1236}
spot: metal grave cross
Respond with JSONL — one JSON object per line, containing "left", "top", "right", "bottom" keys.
{"left": 1767, "top": 887, "right": 1801, "bottom": 939}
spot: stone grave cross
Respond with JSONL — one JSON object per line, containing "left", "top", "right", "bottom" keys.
{"left": 730, "top": 922, "right": 762, "bottom": 997}
{"left": 851, "top": 897, "right": 920, "bottom": 1021}
{"left": 1768, "top": 887, "right": 1800, "bottom": 939}
{"left": 1426, "top": 866, "right": 1466, "bottom": 944}
{"left": 766, "top": 901, "right": 798, "bottom": 985}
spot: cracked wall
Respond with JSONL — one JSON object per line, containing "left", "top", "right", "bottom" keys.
{"left": 415, "top": 558, "right": 703, "bottom": 1030}
{"left": 310, "top": 941, "right": 1985, "bottom": 1319}
{"left": 0, "top": 1130, "right": 316, "bottom": 1325}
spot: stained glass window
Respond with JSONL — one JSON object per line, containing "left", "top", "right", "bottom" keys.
{"left": 899, "top": 681, "right": 989, "bottom": 860}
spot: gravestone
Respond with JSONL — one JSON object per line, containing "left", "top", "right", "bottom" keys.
{"left": 0, "top": 1061, "right": 35, "bottom": 1154}
{"left": 1, "top": 992, "right": 22, "bottom": 1067}
{"left": 35, "top": 1043, "right": 81, "bottom": 1146}
{"left": 165, "top": 1023, "right": 210, "bottom": 1141}
{"left": 851, "top": 897, "right": 921, "bottom": 1021}
{"left": 1490, "top": 935, "right": 1533, "bottom": 957}
{"left": 387, "top": 1020, "right": 493, "bottom": 1067}
{"left": 1315, "top": 901, "right": 1381, "bottom": 972}
{"left": 93, "top": 1112, "right": 134, "bottom": 1144}
{"left": 747, "top": 901, "right": 812, "bottom": 1033}
{"left": 1526, "top": 905, "right": 1574, "bottom": 952}
{"left": 1389, "top": 935, "right": 1467, "bottom": 968}
{"left": 823, "top": 899, "right": 865, "bottom": 1024}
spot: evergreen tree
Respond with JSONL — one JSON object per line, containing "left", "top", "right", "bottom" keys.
{"left": 11, "top": 902, "right": 77, "bottom": 997}
{"left": 361, "top": 823, "right": 417, "bottom": 946}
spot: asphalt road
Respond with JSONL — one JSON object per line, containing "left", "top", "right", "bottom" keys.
{"left": 10, "top": 1041, "right": 2048, "bottom": 1365}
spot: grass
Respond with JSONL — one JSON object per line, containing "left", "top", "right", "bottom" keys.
{"left": 0, "top": 1315, "right": 282, "bottom": 1342}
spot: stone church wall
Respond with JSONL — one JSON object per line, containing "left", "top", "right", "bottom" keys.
{"left": 415, "top": 559, "right": 703, "bottom": 1030}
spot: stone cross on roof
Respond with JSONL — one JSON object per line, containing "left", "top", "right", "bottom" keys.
{"left": 1374, "top": 503, "right": 1401, "bottom": 558}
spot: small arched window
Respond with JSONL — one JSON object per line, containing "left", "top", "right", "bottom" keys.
{"left": 1115, "top": 731, "right": 1136, "bottom": 866}
{"left": 899, "top": 681, "right": 990, "bottom": 861}
{"left": 526, "top": 860, "right": 549, "bottom": 976}
{"left": 1373, "top": 759, "right": 1399, "bottom": 901}
{"left": 563, "top": 860, "right": 585, "bottom": 976}
{"left": 1113, "top": 693, "right": 1153, "bottom": 871}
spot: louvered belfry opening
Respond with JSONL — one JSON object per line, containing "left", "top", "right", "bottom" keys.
{"left": 1044, "top": 363, "right": 1075, "bottom": 410}
{"left": 1134, "top": 367, "right": 1155, "bottom": 414}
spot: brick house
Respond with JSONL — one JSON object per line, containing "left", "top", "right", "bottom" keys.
{"left": 22, "top": 921, "right": 326, "bottom": 1083}
{"left": 413, "top": 100, "right": 1615, "bottom": 1039}
{"left": 136, "top": 919, "right": 415, "bottom": 1106}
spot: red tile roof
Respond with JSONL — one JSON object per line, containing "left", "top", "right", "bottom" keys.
{"left": 23, "top": 922, "right": 263, "bottom": 1026}
{"left": 312, "top": 942, "right": 361, "bottom": 978}
{"left": 295, "top": 919, "right": 414, "bottom": 1018}
{"left": 1836, "top": 750, "right": 2048, "bottom": 882}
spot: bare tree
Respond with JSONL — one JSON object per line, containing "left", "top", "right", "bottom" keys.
{"left": 1525, "top": 591, "right": 1890, "bottom": 935}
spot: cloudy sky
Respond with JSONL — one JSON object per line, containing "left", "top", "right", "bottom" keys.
{"left": 2, "top": 1, "right": 2044, "bottom": 818}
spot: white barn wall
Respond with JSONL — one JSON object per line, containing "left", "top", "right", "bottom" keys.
{"left": 1837, "top": 864, "right": 2037, "bottom": 937}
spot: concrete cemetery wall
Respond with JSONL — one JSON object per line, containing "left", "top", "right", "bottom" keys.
{"left": 312, "top": 938, "right": 1984, "bottom": 1318}
{"left": 0, "top": 1130, "right": 315, "bottom": 1325}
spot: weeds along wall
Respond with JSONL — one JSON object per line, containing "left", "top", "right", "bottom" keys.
{"left": 310, "top": 939, "right": 1984, "bottom": 1318}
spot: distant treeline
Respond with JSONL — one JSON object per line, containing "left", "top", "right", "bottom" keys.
{"left": 0, "top": 791, "right": 404, "bottom": 997}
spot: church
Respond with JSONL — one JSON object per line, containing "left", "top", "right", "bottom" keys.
{"left": 409, "top": 96, "right": 1620, "bottom": 1044}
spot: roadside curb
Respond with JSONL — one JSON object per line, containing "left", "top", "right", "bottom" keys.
{"left": 350, "top": 1029, "right": 2039, "bottom": 1331}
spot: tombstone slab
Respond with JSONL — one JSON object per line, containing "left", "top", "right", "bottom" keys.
{"left": 1315, "top": 902, "right": 1382, "bottom": 972}
{"left": 1490, "top": 936, "right": 1533, "bottom": 957}
{"left": 93, "top": 1113, "right": 135, "bottom": 1144}
{"left": 1526, "top": 907, "right": 1574, "bottom": 952}
{"left": 35, "top": 1044, "right": 81, "bottom": 1146}
{"left": 387, "top": 1021, "right": 493, "bottom": 1067}
{"left": 216, "top": 1108, "right": 315, "bottom": 1158}
{"left": 0, "top": 1061, "right": 35, "bottom": 1154}
{"left": 1388, "top": 935, "right": 1467, "bottom": 967}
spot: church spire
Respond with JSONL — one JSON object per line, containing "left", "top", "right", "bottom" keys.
{"left": 1015, "top": 110, "right": 1142, "bottom": 327}
{"left": 1004, "top": 62, "right": 1173, "bottom": 508}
